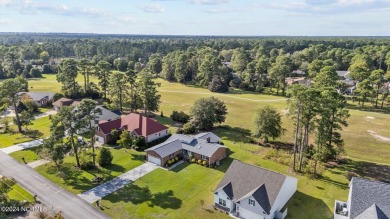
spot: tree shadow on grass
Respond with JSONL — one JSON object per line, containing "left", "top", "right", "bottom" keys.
{"left": 286, "top": 191, "right": 333, "bottom": 219}
{"left": 213, "top": 125, "right": 251, "bottom": 143}
{"left": 151, "top": 190, "right": 182, "bottom": 209}
{"left": 105, "top": 184, "right": 182, "bottom": 209}
{"left": 130, "top": 153, "right": 146, "bottom": 162}
{"left": 104, "top": 163, "right": 126, "bottom": 173}
{"left": 345, "top": 102, "right": 390, "bottom": 114}
{"left": 337, "top": 159, "right": 390, "bottom": 183}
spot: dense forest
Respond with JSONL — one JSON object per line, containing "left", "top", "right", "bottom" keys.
{"left": 1, "top": 33, "right": 389, "bottom": 107}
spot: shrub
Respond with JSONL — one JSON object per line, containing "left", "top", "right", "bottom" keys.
{"left": 346, "top": 171, "right": 358, "bottom": 181}
{"left": 175, "top": 157, "right": 179, "bottom": 161}
{"left": 30, "top": 68, "right": 42, "bottom": 78}
{"left": 197, "top": 159, "right": 202, "bottom": 164}
{"left": 191, "top": 158, "right": 196, "bottom": 163}
{"left": 208, "top": 75, "right": 229, "bottom": 93}
{"left": 160, "top": 111, "right": 164, "bottom": 117}
{"left": 98, "top": 147, "right": 113, "bottom": 167}
{"left": 202, "top": 161, "right": 207, "bottom": 166}
{"left": 52, "top": 93, "right": 64, "bottom": 102}
{"left": 80, "top": 161, "right": 95, "bottom": 170}
{"left": 170, "top": 111, "right": 190, "bottom": 123}
{"left": 167, "top": 160, "right": 172, "bottom": 165}
{"left": 182, "top": 122, "right": 196, "bottom": 134}
{"left": 170, "top": 158, "right": 175, "bottom": 163}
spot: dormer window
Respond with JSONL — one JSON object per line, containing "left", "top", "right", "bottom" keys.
{"left": 249, "top": 199, "right": 255, "bottom": 206}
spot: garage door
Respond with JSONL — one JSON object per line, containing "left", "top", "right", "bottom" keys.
{"left": 148, "top": 155, "right": 161, "bottom": 166}
{"left": 238, "top": 207, "right": 264, "bottom": 219}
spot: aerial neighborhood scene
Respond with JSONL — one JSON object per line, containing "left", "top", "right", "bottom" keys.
{"left": 0, "top": 0, "right": 390, "bottom": 219}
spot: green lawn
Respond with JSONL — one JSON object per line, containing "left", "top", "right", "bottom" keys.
{"left": 9, "top": 147, "right": 41, "bottom": 163}
{"left": 100, "top": 163, "right": 230, "bottom": 219}
{"left": 35, "top": 147, "right": 145, "bottom": 194}
{"left": 7, "top": 184, "right": 34, "bottom": 202}
{"left": 0, "top": 116, "right": 51, "bottom": 148}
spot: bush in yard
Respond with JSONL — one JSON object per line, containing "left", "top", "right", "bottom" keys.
{"left": 170, "top": 111, "right": 190, "bottom": 123}
{"left": 202, "top": 161, "right": 207, "bottom": 166}
{"left": 346, "top": 171, "right": 358, "bottom": 181}
{"left": 171, "top": 158, "right": 175, "bottom": 163}
{"left": 197, "top": 159, "right": 202, "bottom": 164}
{"left": 98, "top": 147, "right": 113, "bottom": 167}
{"left": 191, "top": 158, "right": 196, "bottom": 163}
{"left": 182, "top": 122, "right": 196, "bottom": 134}
{"left": 208, "top": 75, "right": 229, "bottom": 93}
{"left": 175, "top": 157, "right": 179, "bottom": 161}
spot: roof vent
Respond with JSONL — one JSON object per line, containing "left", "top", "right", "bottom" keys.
{"left": 198, "top": 146, "right": 201, "bottom": 149}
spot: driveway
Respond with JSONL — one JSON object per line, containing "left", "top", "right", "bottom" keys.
{"left": 0, "top": 151, "right": 110, "bottom": 219}
{"left": 1, "top": 139, "right": 44, "bottom": 154}
{"left": 35, "top": 110, "right": 57, "bottom": 119}
{"left": 78, "top": 162, "right": 159, "bottom": 203}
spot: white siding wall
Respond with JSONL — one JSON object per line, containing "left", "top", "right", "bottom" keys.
{"left": 146, "top": 129, "right": 168, "bottom": 143}
{"left": 214, "top": 189, "right": 234, "bottom": 212}
{"left": 237, "top": 196, "right": 267, "bottom": 218}
{"left": 269, "top": 176, "right": 298, "bottom": 219}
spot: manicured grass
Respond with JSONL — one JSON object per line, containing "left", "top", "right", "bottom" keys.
{"left": 27, "top": 74, "right": 99, "bottom": 93}
{"left": 7, "top": 184, "right": 34, "bottom": 202}
{"left": 0, "top": 116, "right": 51, "bottom": 148}
{"left": 9, "top": 147, "right": 41, "bottom": 163}
{"left": 101, "top": 163, "right": 230, "bottom": 219}
{"left": 35, "top": 147, "right": 145, "bottom": 194}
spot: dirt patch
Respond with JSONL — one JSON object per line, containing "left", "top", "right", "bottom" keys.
{"left": 367, "top": 130, "right": 390, "bottom": 142}
{"left": 365, "top": 116, "right": 375, "bottom": 120}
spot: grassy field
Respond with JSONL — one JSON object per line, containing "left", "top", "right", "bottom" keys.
{"left": 35, "top": 147, "right": 145, "bottom": 194}
{"left": 0, "top": 116, "right": 51, "bottom": 148}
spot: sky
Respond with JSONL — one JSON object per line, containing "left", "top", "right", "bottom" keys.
{"left": 0, "top": 0, "right": 389, "bottom": 36}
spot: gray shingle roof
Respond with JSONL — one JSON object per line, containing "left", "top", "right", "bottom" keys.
{"left": 146, "top": 133, "right": 226, "bottom": 158}
{"left": 355, "top": 204, "right": 389, "bottom": 219}
{"left": 145, "top": 139, "right": 182, "bottom": 157}
{"left": 215, "top": 160, "right": 287, "bottom": 214}
{"left": 350, "top": 177, "right": 390, "bottom": 219}
{"left": 19, "top": 92, "right": 55, "bottom": 101}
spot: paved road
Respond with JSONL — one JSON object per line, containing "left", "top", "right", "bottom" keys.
{"left": 1, "top": 139, "right": 44, "bottom": 154}
{"left": 79, "top": 162, "right": 159, "bottom": 203}
{"left": 0, "top": 151, "right": 110, "bottom": 219}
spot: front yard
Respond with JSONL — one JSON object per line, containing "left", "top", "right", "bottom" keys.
{"left": 35, "top": 147, "right": 145, "bottom": 194}
{"left": 0, "top": 116, "right": 51, "bottom": 148}
{"left": 100, "top": 162, "right": 230, "bottom": 219}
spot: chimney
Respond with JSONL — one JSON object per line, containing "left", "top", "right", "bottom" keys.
{"left": 207, "top": 137, "right": 210, "bottom": 143}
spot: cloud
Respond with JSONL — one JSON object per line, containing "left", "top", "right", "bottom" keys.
{"left": 267, "top": 0, "right": 390, "bottom": 14}
{"left": 0, "top": 18, "right": 10, "bottom": 24}
{"left": 139, "top": 4, "right": 165, "bottom": 13}
{"left": 191, "top": 0, "right": 230, "bottom": 5}
{"left": 0, "top": 0, "right": 12, "bottom": 6}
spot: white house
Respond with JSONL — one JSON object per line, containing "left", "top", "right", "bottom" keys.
{"left": 334, "top": 177, "right": 390, "bottom": 219}
{"left": 214, "top": 160, "right": 297, "bottom": 219}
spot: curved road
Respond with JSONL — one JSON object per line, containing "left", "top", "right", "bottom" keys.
{"left": 0, "top": 151, "right": 110, "bottom": 219}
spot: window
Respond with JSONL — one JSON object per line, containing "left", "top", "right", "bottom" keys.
{"left": 219, "top": 198, "right": 226, "bottom": 207}
{"left": 159, "top": 133, "right": 161, "bottom": 136}
{"left": 201, "top": 155, "right": 208, "bottom": 160}
{"left": 249, "top": 199, "right": 255, "bottom": 206}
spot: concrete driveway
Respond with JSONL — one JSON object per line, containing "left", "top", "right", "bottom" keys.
{"left": 0, "top": 151, "right": 110, "bottom": 219}
{"left": 1, "top": 139, "right": 44, "bottom": 154}
{"left": 79, "top": 162, "right": 159, "bottom": 203}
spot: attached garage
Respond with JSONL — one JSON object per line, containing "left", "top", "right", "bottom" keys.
{"left": 147, "top": 155, "right": 161, "bottom": 166}
{"left": 238, "top": 207, "right": 264, "bottom": 219}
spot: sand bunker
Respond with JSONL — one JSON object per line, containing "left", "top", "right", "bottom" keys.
{"left": 367, "top": 130, "right": 390, "bottom": 142}
{"left": 366, "top": 116, "right": 375, "bottom": 120}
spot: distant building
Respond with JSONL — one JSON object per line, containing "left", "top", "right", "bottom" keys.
{"left": 285, "top": 77, "right": 311, "bottom": 87}
{"left": 291, "top": 70, "right": 306, "bottom": 77}
{"left": 52, "top": 98, "right": 75, "bottom": 111}
{"left": 19, "top": 92, "right": 55, "bottom": 107}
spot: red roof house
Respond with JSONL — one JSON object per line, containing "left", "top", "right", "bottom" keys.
{"left": 95, "top": 113, "right": 169, "bottom": 144}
